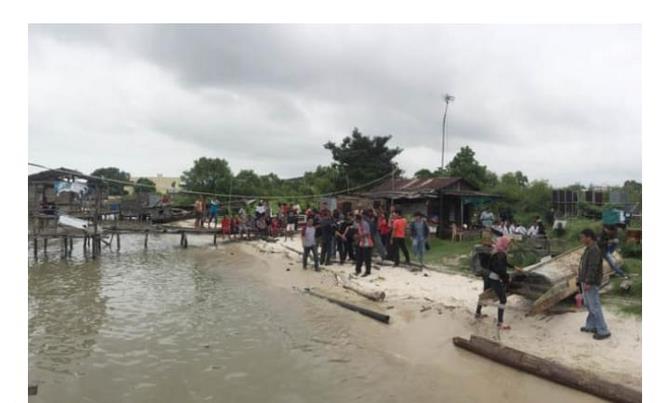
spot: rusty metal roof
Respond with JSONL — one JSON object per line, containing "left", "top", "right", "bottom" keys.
{"left": 368, "top": 177, "right": 465, "bottom": 193}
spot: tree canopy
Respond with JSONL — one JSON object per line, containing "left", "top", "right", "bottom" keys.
{"left": 135, "top": 177, "right": 156, "bottom": 193}
{"left": 90, "top": 167, "right": 131, "bottom": 196}
{"left": 324, "top": 127, "right": 402, "bottom": 190}
{"left": 442, "top": 146, "right": 498, "bottom": 189}
{"left": 180, "top": 157, "right": 233, "bottom": 194}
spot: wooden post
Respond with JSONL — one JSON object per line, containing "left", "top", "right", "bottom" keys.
{"left": 183, "top": 233, "right": 188, "bottom": 248}
{"left": 144, "top": 231, "right": 149, "bottom": 249}
{"left": 116, "top": 231, "right": 120, "bottom": 251}
{"left": 62, "top": 236, "right": 67, "bottom": 258}
{"left": 69, "top": 237, "right": 73, "bottom": 256}
{"left": 33, "top": 238, "right": 38, "bottom": 259}
{"left": 93, "top": 183, "right": 101, "bottom": 258}
{"left": 180, "top": 232, "right": 184, "bottom": 247}
{"left": 43, "top": 237, "right": 48, "bottom": 256}
{"left": 214, "top": 233, "right": 217, "bottom": 245}
{"left": 452, "top": 335, "right": 641, "bottom": 403}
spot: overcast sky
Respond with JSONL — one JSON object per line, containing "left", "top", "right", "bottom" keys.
{"left": 28, "top": 24, "right": 640, "bottom": 187}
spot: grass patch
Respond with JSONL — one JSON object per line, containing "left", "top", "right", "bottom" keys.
{"left": 423, "top": 237, "right": 479, "bottom": 271}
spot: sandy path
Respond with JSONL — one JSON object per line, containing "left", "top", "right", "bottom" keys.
{"left": 240, "top": 236, "right": 641, "bottom": 391}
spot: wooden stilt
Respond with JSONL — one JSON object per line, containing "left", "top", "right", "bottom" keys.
{"left": 214, "top": 233, "right": 217, "bottom": 245}
{"left": 183, "top": 233, "right": 188, "bottom": 248}
{"left": 69, "top": 237, "right": 73, "bottom": 256}
{"left": 43, "top": 237, "right": 47, "bottom": 256}
{"left": 62, "top": 236, "right": 67, "bottom": 258}
{"left": 33, "top": 238, "right": 38, "bottom": 259}
{"left": 144, "top": 231, "right": 149, "bottom": 249}
{"left": 116, "top": 231, "right": 121, "bottom": 251}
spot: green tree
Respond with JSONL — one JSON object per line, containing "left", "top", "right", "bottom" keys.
{"left": 90, "top": 167, "right": 131, "bottom": 196}
{"left": 414, "top": 168, "right": 435, "bottom": 179}
{"left": 181, "top": 157, "right": 233, "bottom": 194}
{"left": 444, "top": 146, "right": 492, "bottom": 189}
{"left": 135, "top": 177, "right": 157, "bottom": 193}
{"left": 324, "top": 127, "right": 403, "bottom": 189}
{"left": 524, "top": 180, "right": 552, "bottom": 214}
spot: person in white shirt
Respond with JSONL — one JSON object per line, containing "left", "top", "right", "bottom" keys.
{"left": 527, "top": 223, "right": 539, "bottom": 237}
{"left": 301, "top": 218, "right": 319, "bottom": 271}
{"left": 514, "top": 224, "right": 527, "bottom": 236}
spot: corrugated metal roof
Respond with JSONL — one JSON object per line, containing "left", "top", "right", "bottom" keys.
{"left": 368, "top": 176, "right": 464, "bottom": 192}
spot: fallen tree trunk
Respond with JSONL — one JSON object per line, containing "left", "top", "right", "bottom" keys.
{"left": 453, "top": 335, "right": 641, "bottom": 403}
{"left": 304, "top": 288, "right": 390, "bottom": 324}
{"left": 342, "top": 282, "right": 386, "bottom": 302}
{"left": 333, "top": 272, "right": 386, "bottom": 302}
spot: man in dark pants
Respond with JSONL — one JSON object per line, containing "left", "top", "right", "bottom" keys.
{"left": 390, "top": 210, "right": 410, "bottom": 266}
{"left": 578, "top": 228, "right": 611, "bottom": 340}
{"left": 319, "top": 209, "right": 335, "bottom": 265}
{"left": 301, "top": 218, "right": 319, "bottom": 271}
{"left": 354, "top": 213, "right": 374, "bottom": 277}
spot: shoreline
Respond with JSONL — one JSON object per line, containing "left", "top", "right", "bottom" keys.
{"left": 236, "top": 235, "right": 641, "bottom": 390}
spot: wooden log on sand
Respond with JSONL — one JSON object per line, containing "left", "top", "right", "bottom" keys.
{"left": 333, "top": 272, "right": 386, "bottom": 302}
{"left": 452, "top": 335, "right": 641, "bottom": 403}
{"left": 304, "top": 288, "right": 390, "bottom": 324}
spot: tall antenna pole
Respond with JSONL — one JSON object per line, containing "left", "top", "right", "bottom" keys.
{"left": 441, "top": 93, "right": 455, "bottom": 171}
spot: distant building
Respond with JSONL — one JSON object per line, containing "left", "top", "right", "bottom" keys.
{"left": 361, "top": 176, "right": 497, "bottom": 236}
{"left": 127, "top": 174, "right": 181, "bottom": 195}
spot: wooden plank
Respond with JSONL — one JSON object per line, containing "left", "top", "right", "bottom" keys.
{"left": 453, "top": 335, "right": 641, "bottom": 403}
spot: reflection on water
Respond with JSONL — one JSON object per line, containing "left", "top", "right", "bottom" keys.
{"left": 29, "top": 235, "right": 604, "bottom": 403}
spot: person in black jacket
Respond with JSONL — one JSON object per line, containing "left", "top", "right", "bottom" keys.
{"left": 578, "top": 228, "right": 611, "bottom": 340}
{"left": 319, "top": 209, "right": 335, "bottom": 266}
{"left": 474, "top": 236, "right": 521, "bottom": 329}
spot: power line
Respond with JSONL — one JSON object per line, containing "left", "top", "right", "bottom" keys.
{"left": 28, "top": 162, "right": 396, "bottom": 201}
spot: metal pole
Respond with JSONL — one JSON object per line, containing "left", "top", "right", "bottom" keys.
{"left": 441, "top": 94, "right": 455, "bottom": 171}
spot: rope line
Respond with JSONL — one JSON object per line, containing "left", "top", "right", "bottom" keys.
{"left": 28, "top": 162, "right": 396, "bottom": 200}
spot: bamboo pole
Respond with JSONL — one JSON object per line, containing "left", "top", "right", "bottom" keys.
{"left": 452, "top": 335, "right": 641, "bottom": 403}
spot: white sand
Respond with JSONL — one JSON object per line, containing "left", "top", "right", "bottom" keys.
{"left": 241, "top": 235, "right": 641, "bottom": 390}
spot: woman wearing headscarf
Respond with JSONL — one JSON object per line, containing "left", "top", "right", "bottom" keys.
{"left": 474, "top": 236, "right": 521, "bottom": 330}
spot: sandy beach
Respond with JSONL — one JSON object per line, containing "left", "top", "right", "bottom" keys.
{"left": 236, "top": 235, "right": 641, "bottom": 391}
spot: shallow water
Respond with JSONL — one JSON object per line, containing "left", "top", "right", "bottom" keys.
{"left": 28, "top": 235, "right": 604, "bottom": 402}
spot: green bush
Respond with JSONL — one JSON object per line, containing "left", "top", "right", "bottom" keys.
{"left": 620, "top": 243, "right": 642, "bottom": 258}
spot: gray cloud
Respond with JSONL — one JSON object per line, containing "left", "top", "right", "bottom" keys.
{"left": 29, "top": 24, "right": 640, "bottom": 186}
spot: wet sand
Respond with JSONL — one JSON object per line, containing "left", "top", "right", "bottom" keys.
{"left": 240, "top": 236, "right": 642, "bottom": 394}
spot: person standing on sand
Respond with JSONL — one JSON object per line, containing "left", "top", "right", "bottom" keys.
{"left": 301, "top": 218, "right": 319, "bottom": 271}
{"left": 410, "top": 212, "right": 429, "bottom": 267}
{"left": 319, "top": 209, "right": 335, "bottom": 266}
{"left": 475, "top": 236, "right": 521, "bottom": 330}
{"left": 389, "top": 210, "right": 410, "bottom": 267}
{"left": 368, "top": 209, "right": 387, "bottom": 264}
{"left": 354, "top": 213, "right": 374, "bottom": 277}
{"left": 578, "top": 228, "right": 611, "bottom": 340}
{"left": 377, "top": 208, "right": 391, "bottom": 252}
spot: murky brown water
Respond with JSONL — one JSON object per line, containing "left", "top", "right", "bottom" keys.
{"left": 29, "top": 235, "right": 604, "bottom": 402}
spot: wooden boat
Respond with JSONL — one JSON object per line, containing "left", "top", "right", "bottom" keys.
{"left": 476, "top": 246, "right": 623, "bottom": 315}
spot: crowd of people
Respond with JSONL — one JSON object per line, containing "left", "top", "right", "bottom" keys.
{"left": 193, "top": 197, "right": 622, "bottom": 341}
{"left": 478, "top": 209, "right": 548, "bottom": 239}
{"left": 298, "top": 206, "right": 431, "bottom": 276}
